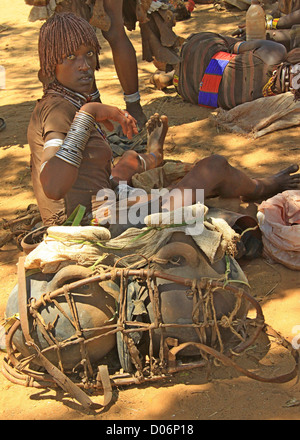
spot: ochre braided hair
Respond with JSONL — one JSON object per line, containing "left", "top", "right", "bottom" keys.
{"left": 38, "top": 12, "right": 101, "bottom": 80}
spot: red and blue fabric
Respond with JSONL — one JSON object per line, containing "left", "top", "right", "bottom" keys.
{"left": 198, "top": 51, "right": 236, "bottom": 108}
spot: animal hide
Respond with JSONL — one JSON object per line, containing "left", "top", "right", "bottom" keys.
{"left": 211, "top": 92, "right": 300, "bottom": 138}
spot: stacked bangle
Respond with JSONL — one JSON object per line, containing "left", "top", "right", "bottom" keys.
{"left": 265, "top": 14, "right": 273, "bottom": 30}
{"left": 55, "top": 110, "right": 95, "bottom": 168}
{"left": 266, "top": 15, "right": 279, "bottom": 30}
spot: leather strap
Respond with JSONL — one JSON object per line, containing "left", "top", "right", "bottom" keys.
{"left": 96, "top": 365, "right": 113, "bottom": 407}
{"left": 17, "top": 256, "right": 34, "bottom": 344}
{"left": 27, "top": 341, "right": 95, "bottom": 411}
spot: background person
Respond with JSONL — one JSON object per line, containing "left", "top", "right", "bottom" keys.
{"left": 150, "top": 32, "right": 300, "bottom": 109}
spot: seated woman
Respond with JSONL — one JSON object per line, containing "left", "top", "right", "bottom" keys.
{"left": 28, "top": 13, "right": 300, "bottom": 230}
{"left": 150, "top": 32, "right": 300, "bottom": 110}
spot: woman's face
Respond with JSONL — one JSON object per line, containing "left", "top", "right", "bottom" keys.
{"left": 55, "top": 44, "right": 97, "bottom": 95}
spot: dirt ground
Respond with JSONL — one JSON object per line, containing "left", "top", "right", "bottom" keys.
{"left": 0, "top": 0, "right": 300, "bottom": 422}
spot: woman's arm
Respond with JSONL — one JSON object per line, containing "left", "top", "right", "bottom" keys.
{"left": 40, "top": 132, "right": 79, "bottom": 200}
{"left": 40, "top": 103, "right": 138, "bottom": 201}
{"left": 277, "top": 10, "right": 300, "bottom": 28}
{"left": 233, "top": 10, "right": 300, "bottom": 36}
{"left": 80, "top": 102, "right": 138, "bottom": 138}
{"left": 233, "top": 39, "right": 287, "bottom": 65}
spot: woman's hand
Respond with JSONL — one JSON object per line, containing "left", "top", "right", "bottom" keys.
{"left": 232, "top": 24, "right": 246, "bottom": 38}
{"left": 81, "top": 102, "right": 139, "bottom": 139}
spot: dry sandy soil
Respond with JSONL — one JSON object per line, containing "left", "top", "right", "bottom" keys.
{"left": 0, "top": 0, "right": 300, "bottom": 422}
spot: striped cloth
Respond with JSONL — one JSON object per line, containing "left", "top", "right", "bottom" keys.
{"left": 198, "top": 51, "right": 237, "bottom": 108}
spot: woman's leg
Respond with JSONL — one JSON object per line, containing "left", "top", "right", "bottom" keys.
{"left": 102, "top": 0, "right": 147, "bottom": 127}
{"left": 112, "top": 114, "right": 300, "bottom": 206}
{"left": 164, "top": 154, "right": 300, "bottom": 210}
{"left": 111, "top": 114, "right": 168, "bottom": 184}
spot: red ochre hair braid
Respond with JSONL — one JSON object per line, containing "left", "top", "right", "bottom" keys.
{"left": 38, "top": 12, "right": 101, "bottom": 79}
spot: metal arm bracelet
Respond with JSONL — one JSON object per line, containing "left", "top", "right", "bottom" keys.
{"left": 54, "top": 110, "right": 95, "bottom": 168}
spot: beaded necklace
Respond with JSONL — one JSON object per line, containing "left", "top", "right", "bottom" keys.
{"left": 262, "top": 65, "right": 291, "bottom": 97}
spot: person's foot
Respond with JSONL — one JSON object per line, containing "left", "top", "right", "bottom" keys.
{"left": 150, "top": 70, "right": 174, "bottom": 90}
{"left": 247, "top": 164, "right": 300, "bottom": 200}
{"left": 126, "top": 100, "right": 148, "bottom": 129}
{"left": 145, "top": 113, "right": 168, "bottom": 168}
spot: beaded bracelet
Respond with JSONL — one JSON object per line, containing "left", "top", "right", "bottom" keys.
{"left": 236, "top": 41, "right": 247, "bottom": 54}
{"left": 266, "top": 15, "right": 279, "bottom": 30}
{"left": 265, "top": 14, "right": 273, "bottom": 30}
{"left": 55, "top": 110, "right": 95, "bottom": 168}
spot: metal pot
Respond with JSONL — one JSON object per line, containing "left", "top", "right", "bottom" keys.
{"left": 6, "top": 265, "right": 117, "bottom": 372}
{"left": 146, "top": 237, "right": 249, "bottom": 355}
